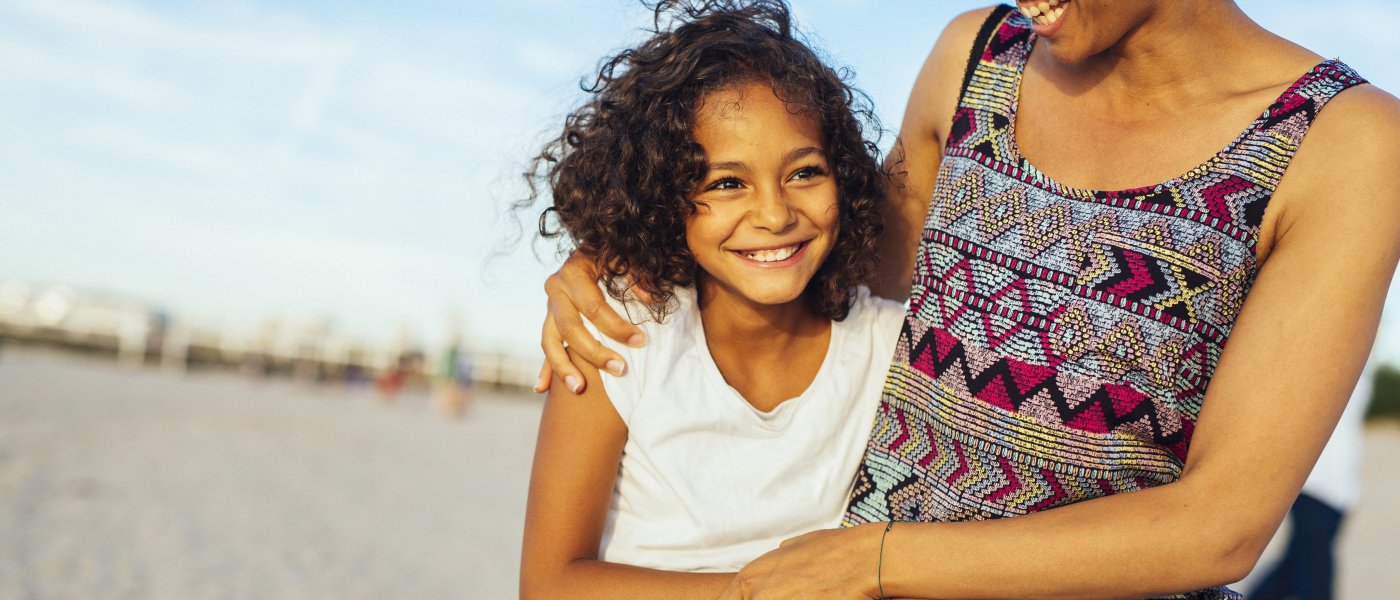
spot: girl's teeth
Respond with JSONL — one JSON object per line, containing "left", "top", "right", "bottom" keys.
{"left": 743, "top": 245, "right": 798, "bottom": 262}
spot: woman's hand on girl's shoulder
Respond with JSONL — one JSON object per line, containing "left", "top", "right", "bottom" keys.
{"left": 537, "top": 253, "right": 647, "bottom": 394}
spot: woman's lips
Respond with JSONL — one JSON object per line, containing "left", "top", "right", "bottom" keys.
{"left": 1019, "top": 0, "right": 1069, "bottom": 35}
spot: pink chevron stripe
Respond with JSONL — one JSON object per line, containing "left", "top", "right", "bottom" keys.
{"left": 911, "top": 338, "right": 940, "bottom": 379}
{"left": 1104, "top": 382, "right": 1150, "bottom": 419}
{"left": 984, "top": 456, "right": 1024, "bottom": 503}
{"left": 947, "top": 441, "right": 971, "bottom": 485}
{"left": 1105, "top": 250, "right": 1156, "bottom": 297}
{"left": 1030, "top": 468, "right": 1069, "bottom": 512}
{"left": 977, "top": 374, "right": 1016, "bottom": 412}
{"left": 919, "top": 424, "right": 941, "bottom": 468}
{"left": 1008, "top": 360, "right": 1056, "bottom": 396}
{"left": 987, "top": 278, "right": 1033, "bottom": 313}
{"left": 1201, "top": 175, "right": 1252, "bottom": 225}
{"left": 1065, "top": 401, "right": 1110, "bottom": 433}
{"left": 890, "top": 408, "right": 913, "bottom": 453}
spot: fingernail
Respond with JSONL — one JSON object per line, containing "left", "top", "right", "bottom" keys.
{"left": 534, "top": 373, "right": 547, "bottom": 393}
{"left": 627, "top": 333, "right": 646, "bottom": 347}
{"left": 605, "top": 359, "right": 626, "bottom": 376}
{"left": 565, "top": 375, "right": 582, "bottom": 393}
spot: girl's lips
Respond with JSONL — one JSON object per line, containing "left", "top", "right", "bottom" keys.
{"left": 730, "top": 240, "right": 810, "bottom": 267}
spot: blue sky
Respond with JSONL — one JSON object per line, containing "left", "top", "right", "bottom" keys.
{"left": 1, "top": 0, "right": 1397, "bottom": 363}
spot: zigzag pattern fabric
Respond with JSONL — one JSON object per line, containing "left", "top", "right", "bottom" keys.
{"left": 845, "top": 8, "right": 1364, "bottom": 598}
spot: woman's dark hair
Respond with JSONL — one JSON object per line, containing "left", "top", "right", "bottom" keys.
{"left": 522, "top": 0, "right": 884, "bottom": 321}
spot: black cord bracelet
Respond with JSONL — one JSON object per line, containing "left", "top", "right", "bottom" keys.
{"left": 878, "top": 520, "right": 895, "bottom": 599}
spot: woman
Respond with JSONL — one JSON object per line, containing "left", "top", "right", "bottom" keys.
{"left": 540, "top": 1, "right": 1400, "bottom": 598}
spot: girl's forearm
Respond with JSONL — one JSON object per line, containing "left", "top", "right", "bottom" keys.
{"left": 523, "top": 559, "right": 733, "bottom": 600}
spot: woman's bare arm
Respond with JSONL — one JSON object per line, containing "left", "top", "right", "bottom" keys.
{"left": 520, "top": 348, "right": 733, "bottom": 599}
{"left": 870, "top": 8, "right": 990, "bottom": 300}
{"left": 720, "top": 85, "right": 1400, "bottom": 600}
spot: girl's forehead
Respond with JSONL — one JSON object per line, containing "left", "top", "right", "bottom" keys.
{"left": 694, "top": 82, "right": 822, "bottom": 137}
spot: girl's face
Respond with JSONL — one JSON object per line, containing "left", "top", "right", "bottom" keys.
{"left": 686, "top": 81, "right": 839, "bottom": 308}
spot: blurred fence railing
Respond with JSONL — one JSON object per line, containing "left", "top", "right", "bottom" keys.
{"left": 0, "top": 279, "right": 538, "bottom": 392}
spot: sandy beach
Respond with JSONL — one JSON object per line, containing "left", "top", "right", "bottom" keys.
{"left": 1, "top": 346, "right": 1396, "bottom": 598}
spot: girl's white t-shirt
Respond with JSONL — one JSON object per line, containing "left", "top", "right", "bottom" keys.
{"left": 590, "top": 286, "right": 904, "bottom": 573}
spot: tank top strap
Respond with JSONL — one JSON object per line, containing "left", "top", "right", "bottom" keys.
{"left": 1213, "top": 59, "right": 1368, "bottom": 192}
{"left": 945, "top": 6, "right": 1034, "bottom": 161}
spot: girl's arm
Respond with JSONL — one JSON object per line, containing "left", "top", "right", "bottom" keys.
{"left": 720, "top": 86, "right": 1400, "bottom": 600}
{"left": 520, "top": 349, "right": 733, "bottom": 600}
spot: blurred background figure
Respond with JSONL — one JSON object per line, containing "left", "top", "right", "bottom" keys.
{"left": 1250, "top": 357, "right": 1377, "bottom": 600}
{"left": 434, "top": 310, "right": 475, "bottom": 418}
{"left": 432, "top": 337, "right": 473, "bottom": 419}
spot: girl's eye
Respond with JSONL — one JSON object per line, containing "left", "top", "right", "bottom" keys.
{"left": 705, "top": 177, "right": 744, "bottom": 192}
{"left": 791, "top": 165, "right": 829, "bottom": 181}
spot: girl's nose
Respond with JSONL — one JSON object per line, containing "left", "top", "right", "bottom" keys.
{"left": 749, "top": 188, "right": 798, "bottom": 233}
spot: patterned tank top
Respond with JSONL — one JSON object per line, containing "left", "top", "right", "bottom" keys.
{"left": 844, "top": 6, "right": 1365, "bottom": 599}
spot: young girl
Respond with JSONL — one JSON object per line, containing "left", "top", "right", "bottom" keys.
{"left": 518, "top": 1, "right": 901, "bottom": 597}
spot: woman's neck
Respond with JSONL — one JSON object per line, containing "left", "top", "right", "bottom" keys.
{"left": 695, "top": 275, "right": 832, "bottom": 412}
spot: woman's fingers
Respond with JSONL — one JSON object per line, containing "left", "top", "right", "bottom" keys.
{"left": 532, "top": 361, "right": 553, "bottom": 394}
{"left": 537, "top": 252, "right": 646, "bottom": 394}
{"left": 539, "top": 311, "right": 584, "bottom": 393}
{"left": 556, "top": 255, "right": 647, "bottom": 348}
{"left": 717, "top": 570, "right": 753, "bottom": 600}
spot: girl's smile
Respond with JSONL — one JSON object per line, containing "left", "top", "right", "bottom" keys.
{"left": 730, "top": 240, "right": 810, "bottom": 266}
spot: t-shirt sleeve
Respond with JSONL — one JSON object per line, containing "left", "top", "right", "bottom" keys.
{"left": 580, "top": 289, "right": 650, "bottom": 425}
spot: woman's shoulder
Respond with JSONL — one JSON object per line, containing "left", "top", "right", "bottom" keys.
{"left": 1277, "top": 81, "right": 1400, "bottom": 230}
{"left": 1304, "top": 81, "right": 1400, "bottom": 149}
{"left": 905, "top": 5, "right": 1007, "bottom": 148}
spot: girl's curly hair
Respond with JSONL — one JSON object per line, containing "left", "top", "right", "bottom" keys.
{"left": 522, "top": 0, "right": 884, "bottom": 321}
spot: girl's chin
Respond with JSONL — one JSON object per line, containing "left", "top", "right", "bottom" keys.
{"left": 729, "top": 281, "right": 811, "bottom": 307}
{"left": 698, "top": 276, "right": 809, "bottom": 308}
{"left": 743, "top": 291, "right": 806, "bottom": 306}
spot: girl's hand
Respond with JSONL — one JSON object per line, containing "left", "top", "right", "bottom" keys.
{"left": 718, "top": 525, "right": 883, "bottom": 600}
{"left": 537, "top": 253, "right": 648, "bottom": 394}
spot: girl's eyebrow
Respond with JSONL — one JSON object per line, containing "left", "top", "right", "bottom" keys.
{"left": 785, "top": 146, "right": 824, "bottom": 163}
{"left": 706, "top": 146, "right": 825, "bottom": 173}
{"left": 707, "top": 160, "right": 748, "bottom": 172}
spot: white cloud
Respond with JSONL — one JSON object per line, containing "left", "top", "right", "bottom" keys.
{"left": 67, "top": 121, "right": 235, "bottom": 175}
{"left": 1, "top": 0, "right": 355, "bottom": 66}
{"left": 0, "top": 36, "right": 189, "bottom": 108}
